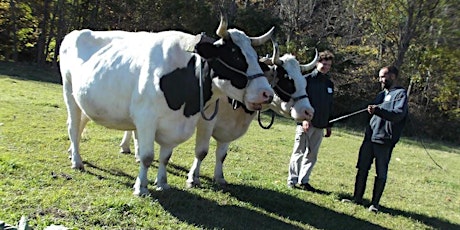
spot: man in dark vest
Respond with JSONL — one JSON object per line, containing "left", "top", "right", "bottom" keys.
{"left": 287, "top": 50, "right": 335, "bottom": 192}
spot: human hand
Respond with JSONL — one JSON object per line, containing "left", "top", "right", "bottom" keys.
{"left": 302, "top": 120, "right": 310, "bottom": 132}
{"left": 325, "top": 127, "right": 332, "bottom": 137}
{"left": 368, "top": 105, "right": 377, "bottom": 114}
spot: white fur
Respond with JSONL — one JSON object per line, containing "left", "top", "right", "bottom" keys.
{"left": 186, "top": 54, "right": 315, "bottom": 187}
{"left": 119, "top": 54, "right": 316, "bottom": 187}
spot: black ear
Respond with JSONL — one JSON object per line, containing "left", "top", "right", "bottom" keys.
{"left": 195, "top": 43, "right": 219, "bottom": 59}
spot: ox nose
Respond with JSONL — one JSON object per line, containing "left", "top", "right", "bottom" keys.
{"left": 264, "top": 93, "right": 274, "bottom": 104}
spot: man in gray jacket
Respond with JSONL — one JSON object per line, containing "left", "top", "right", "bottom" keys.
{"left": 342, "top": 65, "right": 409, "bottom": 212}
{"left": 287, "top": 50, "right": 334, "bottom": 192}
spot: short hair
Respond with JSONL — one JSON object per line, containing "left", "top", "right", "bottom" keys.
{"left": 318, "top": 50, "right": 334, "bottom": 62}
{"left": 382, "top": 65, "right": 399, "bottom": 78}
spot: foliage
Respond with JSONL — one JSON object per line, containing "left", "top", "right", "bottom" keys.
{"left": 0, "top": 67, "right": 459, "bottom": 229}
{"left": 431, "top": 48, "right": 460, "bottom": 119}
{"left": 0, "top": 0, "right": 38, "bottom": 61}
{"left": 233, "top": 5, "right": 281, "bottom": 37}
{"left": 1, "top": 0, "right": 459, "bottom": 141}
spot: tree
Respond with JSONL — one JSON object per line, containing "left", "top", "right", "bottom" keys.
{"left": 353, "top": 0, "right": 440, "bottom": 69}
{"left": 1, "top": 0, "right": 458, "bottom": 142}
{"left": 36, "top": 0, "right": 51, "bottom": 64}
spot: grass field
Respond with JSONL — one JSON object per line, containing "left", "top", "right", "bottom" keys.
{"left": 0, "top": 64, "right": 459, "bottom": 229}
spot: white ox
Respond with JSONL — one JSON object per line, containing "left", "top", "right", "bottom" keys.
{"left": 120, "top": 44, "right": 319, "bottom": 187}
{"left": 59, "top": 15, "right": 275, "bottom": 195}
{"left": 187, "top": 48, "right": 319, "bottom": 187}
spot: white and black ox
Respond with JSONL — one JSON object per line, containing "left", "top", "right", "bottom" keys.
{"left": 59, "top": 14, "right": 276, "bottom": 196}
{"left": 120, "top": 43, "right": 319, "bottom": 187}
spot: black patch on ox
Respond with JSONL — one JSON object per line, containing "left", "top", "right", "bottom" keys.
{"left": 160, "top": 56, "right": 212, "bottom": 117}
{"left": 196, "top": 38, "right": 248, "bottom": 89}
{"left": 273, "top": 66, "right": 296, "bottom": 102}
{"left": 221, "top": 60, "right": 273, "bottom": 115}
{"left": 258, "top": 61, "right": 271, "bottom": 72}
{"left": 226, "top": 97, "right": 255, "bottom": 115}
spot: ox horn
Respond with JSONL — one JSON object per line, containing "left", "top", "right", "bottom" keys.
{"left": 250, "top": 26, "right": 275, "bottom": 46}
{"left": 216, "top": 11, "right": 229, "bottom": 39}
{"left": 271, "top": 39, "right": 283, "bottom": 66}
{"left": 300, "top": 49, "right": 319, "bottom": 73}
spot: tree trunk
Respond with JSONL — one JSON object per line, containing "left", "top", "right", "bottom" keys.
{"left": 37, "top": 0, "right": 51, "bottom": 64}
{"left": 10, "top": 0, "right": 18, "bottom": 61}
{"left": 53, "top": 0, "right": 66, "bottom": 69}
{"left": 45, "top": 1, "right": 60, "bottom": 65}
{"left": 394, "top": 1, "right": 415, "bottom": 69}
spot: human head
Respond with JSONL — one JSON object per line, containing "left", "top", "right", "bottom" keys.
{"left": 378, "top": 65, "right": 399, "bottom": 90}
{"left": 316, "top": 50, "right": 334, "bottom": 74}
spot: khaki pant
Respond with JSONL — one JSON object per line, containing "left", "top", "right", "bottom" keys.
{"left": 287, "top": 125, "right": 324, "bottom": 185}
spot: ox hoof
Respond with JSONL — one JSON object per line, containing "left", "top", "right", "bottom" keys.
{"left": 155, "top": 184, "right": 171, "bottom": 191}
{"left": 119, "top": 149, "right": 132, "bottom": 154}
{"left": 185, "top": 179, "right": 201, "bottom": 189}
{"left": 133, "top": 188, "right": 150, "bottom": 196}
{"left": 214, "top": 178, "right": 228, "bottom": 187}
{"left": 71, "top": 163, "right": 84, "bottom": 171}
{"left": 185, "top": 182, "right": 201, "bottom": 189}
{"left": 133, "top": 179, "right": 150, "bottom": 196}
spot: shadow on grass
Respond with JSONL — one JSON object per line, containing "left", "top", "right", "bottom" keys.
{"left": 154, "top": 184, "right": 384, "bottom": 229}
{"left": 83, "top": 160, "right": 460, "bottom": 229}
{"left": 219, "top": 184, "right": 384, "bottom": 230}
{"left": 337, "top": 192, "right": 459, "bottom": 230}
{"left": 380, "top": 206, "right": 460, "bottom": 230}
{"left": 156, "top": 188, "right": 298, "bottom": 229}
{"left": 83, "top": 160, "right": 385, "bottom": 229}
{"left": 83, "top": 160, "right": 135, "bottom": 189}
{"left": 0, "top": 61, "right": 62, "bottom": 84}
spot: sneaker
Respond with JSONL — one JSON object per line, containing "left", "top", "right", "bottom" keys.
{"left": 341, "top": 198, "right": 363, "bottom": 205}
{"left": 299, "top": 183, "right": 317, "bottom": 192}
{"left": 368, "top": 204, "right": 379, "bottom": 212}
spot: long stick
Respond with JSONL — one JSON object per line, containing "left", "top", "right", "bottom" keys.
{"left": 328, "top": 108, "right": 368, "bottom": 123}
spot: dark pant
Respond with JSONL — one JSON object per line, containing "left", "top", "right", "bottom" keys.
{"left": 356, "top": 140, "right": 393, "bottom": 180}
{"left": 353, "top": 140, "right": 394, "bottom": 207}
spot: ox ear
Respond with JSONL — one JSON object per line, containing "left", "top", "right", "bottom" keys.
{"left": 194, "top": 33, "right": 218, "bottom": 58}
{"left": 195, "top": 42, "right": 219, "bottom": 59}
{"left": 187, "top": 33, "right": 217, "bottom": 53}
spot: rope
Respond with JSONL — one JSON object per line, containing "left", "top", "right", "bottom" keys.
{"left": 328, "top": 93, "right": 406, "bottom": 124}
{"left": 257, "top": 110, "right": 275, "bottom": 129}
{"left": 197, "top": 54, "right": 219, "bottom": 121}
{"left": 328, "top": 92, "right": 444, "bottom": 170}
{"left": 418, "top": 137, "right": 444, "bottom": 170}
{"left": 406, "top": 115, "right": 444, "bottom": 170}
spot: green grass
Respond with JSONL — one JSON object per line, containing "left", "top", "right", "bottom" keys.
{"left": 0, "top": 67, "right": 459, "bottom": 229}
